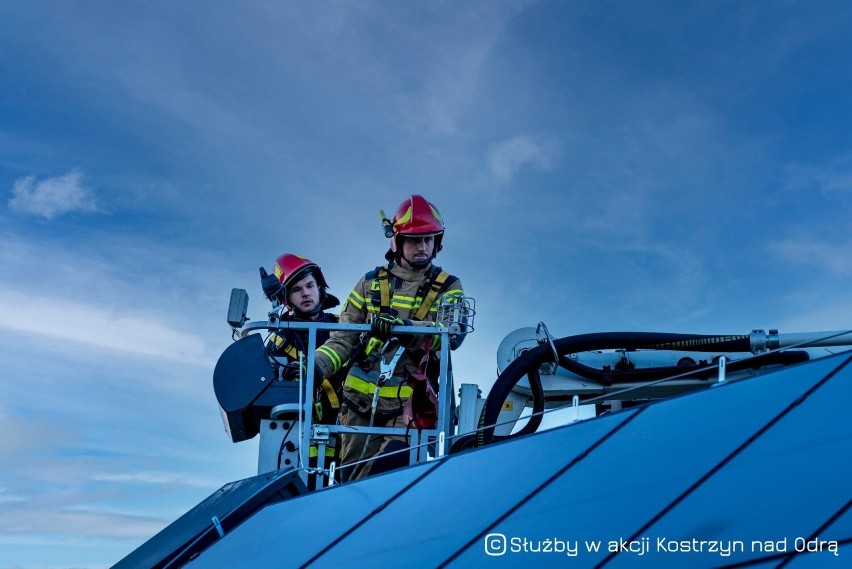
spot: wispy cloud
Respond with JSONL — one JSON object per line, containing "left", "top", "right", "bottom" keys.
{"left": 784, "top": 153, "right": 852, "bottom": 196}
{"left": 389, "top": 3, "right": 528, "bottom": 137}
{"left": 488, "top": 134, "right": 560, "bottom": 183}
{"left": 774, "top": 297, "right": 852, "bottom": 332}
{"left": 0, "top": 287, "right": 210, "bottom": 366}
{"left": 91, "top": 471, "right": 219, "bottom": 487}
{"left": 8, "top": 169, "right": 98, "bottom": 220}
{"left": 769, "top": 239, "right": 852, "bottom": 276}
{"left": 0, "top": 504, "right": 167, "bottom": 539}
{"left": 0, "top": 405, "right": 76, "bottom": 457}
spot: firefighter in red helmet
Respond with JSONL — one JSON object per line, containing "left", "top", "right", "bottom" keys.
{"left": 260, "top": 253, "right": 346, "bottom": 489}
{"left": 262, "top": 254, "right": 344, "bottom": 425}
{"left": 314, "top": 195, "right": 466, "bottom": 481}
{"left": 272, "top": 253, "right": 336, "bottom": 320}
{"left": 383, "top": 194, "right": 446, "bottom": 266}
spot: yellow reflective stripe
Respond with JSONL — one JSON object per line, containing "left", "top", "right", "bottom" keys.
{"left": 270, "top": 333, "right": 285, "bottom": 348}
{"left": 270, "top": 334, "right": 299, "bottom": 359}
{"left": 443, "top": 288, "right": 464, "bottom": 299}
{"left": 317, "top": 345, "right": 342, "bottom": 374}
{"left": 347, "top": 291, "right": 364, "bottom": 310}
{"left": 321, "top": 379, "right": 340, "bottom": 410}
{"left": 391, "top": 298, "right": 415, "bottom": 309}
{"left": 429, "top": 322, "right": 445, "bottom": 350}
{"left": 396, "top": 205, "right": 413, "bottom": 225}
{"left": 344, "top": 375, "right": 414, "bottom": 399}
{"left": 365, "top": 300, "right": 447, "bottom": 314}
{"left": 309, "top": 446, "right": 337, "bottom": 458}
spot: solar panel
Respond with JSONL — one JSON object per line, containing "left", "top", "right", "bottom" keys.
{"left": 130, "top": 352, "right": 852, "bottom": 569}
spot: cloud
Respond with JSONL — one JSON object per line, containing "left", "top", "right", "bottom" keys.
{"left": 8, "top": 169, "right": 98, "bottom": 220}
{"left": 488, "top": 134, "right": 560, "bottom": 183}
{"left": 774, "top": 300, "right": 852, "bottom": 333}
{"left": 769, "top": 239, "right": 852, "bottom": 276}
{"left": 399, "top": 39, "right": 495, "bottom": 137}
{"left": 0, "top": 504, "right": 167, "bottom": 539}
{"left": 91, "top": 471, "right": 219, "bottom": 487}
{"left": 0, "top": 287, "right": 210, "bottom": 366}
{"left": 386, "top": 3, "right": 528, "bottom": 137}
{"left": 784, "top": 154, "right": 852, "bottom": 196}
{"left": 0, "top": 405, "right": 76, "bottom": 458}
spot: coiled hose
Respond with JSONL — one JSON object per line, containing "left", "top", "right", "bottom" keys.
{"left": 476, "top": 332, "right": 757, "bottom": 447}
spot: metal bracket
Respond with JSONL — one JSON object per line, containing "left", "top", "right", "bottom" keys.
{"left": 536, "top": 321, "right": 559, "bottom": 364}
{"left": 211, "top": 516, "right": 225, "bottom": 538}
{"left": 311, "top": 425, "right": 331, "bottom": 445}
{"left": 714, "top": 355, "right": 727, "bottom": 387}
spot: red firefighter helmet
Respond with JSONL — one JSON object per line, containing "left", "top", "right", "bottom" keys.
{"left": 274, "top": 254, "right": 329, "bottom": 289}
{"left": 385, "top": 195, "right": 445, "bottom": 261}
{"left": 272, "top": 253, "right": 337, "bottom": 312}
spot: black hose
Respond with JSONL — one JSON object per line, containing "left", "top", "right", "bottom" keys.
{"left": 558, "top": 355, "right": 713, "bottom": 385}
{"left": 450, "top": 366, "right": 544, "bottom": 455}
{"left": 477, "top": 332, "right": 751, "bottom": 447}
{"left": 557, "top": 349, "right": 810, "bottom": 385}
{"left": 513, "top": 366, "right": 546, "bottom": 437}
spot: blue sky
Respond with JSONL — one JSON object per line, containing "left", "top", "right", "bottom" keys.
{"left": 2, "top": 1, "right": 852, "bottom": 567}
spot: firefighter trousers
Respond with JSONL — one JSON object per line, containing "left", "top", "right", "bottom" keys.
{"left": 338, "top": 407, "right": 409, "bottom": 481}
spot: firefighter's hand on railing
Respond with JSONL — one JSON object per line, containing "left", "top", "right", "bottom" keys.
{"left": 280, "top": 361, "right": 306, "bottom": 380}
{"left": 371, "top": 314, "right": 411, "bottom": 339}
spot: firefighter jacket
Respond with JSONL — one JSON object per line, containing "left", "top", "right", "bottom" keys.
{"left": 267, "top": 312, "right": 343, "bottom": 424}
{"left": 314, "top": 262, "right": 464, "bottom": 416}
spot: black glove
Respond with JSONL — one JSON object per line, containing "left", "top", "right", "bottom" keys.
{"left": 280, "top": 361, "right": 305, "bottom": 380}
{"left": 371, "top": 314, "right": 410, "bottom": 339}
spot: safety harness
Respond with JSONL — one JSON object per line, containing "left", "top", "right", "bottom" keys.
{"left": 348, "top": 264, "right": 455, "bottom": 426}
{"left": 269, "top": 320, "right": 342, "bottom": 421}
{"left": 369, "top": 264, "right": 454, "bottom": 320}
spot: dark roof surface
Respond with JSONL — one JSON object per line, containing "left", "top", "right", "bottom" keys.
{"left": 138, "top": 351, "right": 852, "bottom": 568}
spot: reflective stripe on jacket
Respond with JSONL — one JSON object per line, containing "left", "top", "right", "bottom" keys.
{"left": 314, "top": 262, "right": 463, "bottom": 414}
{"left": 267, "top": 312, "right": 344, "bottom": 421}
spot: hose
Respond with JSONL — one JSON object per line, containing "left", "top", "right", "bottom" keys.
{"left": 557, "top": 349, "right": 810, "bottom": 385}
{"left": 477, "top": 332, "right": 752, "bottom": 447}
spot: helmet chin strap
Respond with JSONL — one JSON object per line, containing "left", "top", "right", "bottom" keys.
{"left": 395, "top": 232, "right": 441, "bottom": 269}
{"left": 400, "top": 253, "right": 432, "bottom": 269}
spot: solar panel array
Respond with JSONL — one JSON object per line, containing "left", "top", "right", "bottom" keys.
{"left": 134, "top": 351, "right": 852, "bottom": 568}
